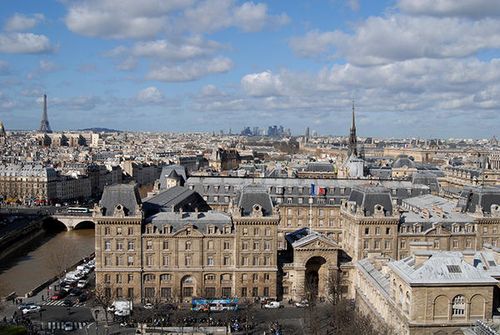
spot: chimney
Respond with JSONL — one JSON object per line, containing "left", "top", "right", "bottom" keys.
{"left": 409, "top": 241, "right": 433, "bottom": 267}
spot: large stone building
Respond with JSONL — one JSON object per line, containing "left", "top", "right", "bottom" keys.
{"left": 356, "top": 247, "right": 498, "bottom": 335}
{"left": 94, "top": 176, "right": 500, "bottom": 334}
{"left": 94, "top": 183, "right": 279, "bottom": 303}
{"left": 0, "top": 164, "right": 58, "bottom": 203}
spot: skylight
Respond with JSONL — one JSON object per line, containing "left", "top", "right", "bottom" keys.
{"left": 447, "top": 265, "right": 462, "bottom": 273}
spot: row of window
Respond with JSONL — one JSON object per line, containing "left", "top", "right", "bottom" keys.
{"left": 364, "top": 227, "right": 392, "bottom": 235}
{"left": 363, "top": 239, "right": 393, "bottom": 250}
{"left": 103, "top": 226, "right": 134, "bottom": 236}
{"left": 399, "top": 238, "right": 478, "bottom": 250}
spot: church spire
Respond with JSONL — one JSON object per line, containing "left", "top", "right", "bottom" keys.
{"left": 351, "top": 99, "right": 356, "bottom": 131}
{"left": 348, "top": 100, "right": 358, "bottom": 157}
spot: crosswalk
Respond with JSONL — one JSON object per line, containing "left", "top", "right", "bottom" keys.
{"left": 41, "top": 300, "right": 84, "bottom": 307}
{"left": 44, "top": 321, "right": 88, "bottom": 330}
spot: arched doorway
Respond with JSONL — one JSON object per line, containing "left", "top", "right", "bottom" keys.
{"left": 304, "top": 256, "right": 327, "bottom": 299}
{"left": 181, "top": 275, "right": 196, "bottom": 299}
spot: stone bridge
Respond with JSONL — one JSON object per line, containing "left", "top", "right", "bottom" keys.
{"left": 51, "top": 212, "right": 94, "bottom": 231}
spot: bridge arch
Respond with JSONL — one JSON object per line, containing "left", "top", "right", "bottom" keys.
{"left": 50, "top": 214, "right": 95, "bottom": 231}
{"left": 73, "top": 220, "right": 95, "bottom": 230}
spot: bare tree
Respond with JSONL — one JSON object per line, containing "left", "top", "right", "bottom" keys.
{"left": 91, "top": 283, "right": 115, "bottom": 328}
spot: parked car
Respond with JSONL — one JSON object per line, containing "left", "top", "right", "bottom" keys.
{"left": 22, "top": 305, "right": 41, "bottom": 315}
{"left": 51, "top": 291, "right": 67, "bottom": 300}
{"left": 77, "top": 280, "right": 88, "bottom": 288}
{"left": 263, "top": 301, "right": 283, "bottom": 309}
{"left": 144, "top": 302, "right": 154, "bottom": 309}
{"left": 295, "top": 300, "right": 309, "bottom": 308}
{"left": 17, "top": 302, "right": 36, "bottom": 310}
{"left": 64, "top": 322, "right": 74, "bottom": 331}
{"left": 69, "top": 288, "right": 82, "bottom": 296}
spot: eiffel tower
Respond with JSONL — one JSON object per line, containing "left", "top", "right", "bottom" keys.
{"left": 39, "top": 94, "right": 52, "bottom": 133}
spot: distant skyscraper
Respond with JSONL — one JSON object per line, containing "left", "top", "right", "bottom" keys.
{"left": 348, "top": 101, "right": 358, "bottom": 157}
{"left": 39, "top": 94, "right": 52, "bottom": 133}
{"left": 305, "top": 126, "right": 310, "bottom": 143}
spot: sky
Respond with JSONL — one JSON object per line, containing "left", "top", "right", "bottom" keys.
{"left": 0, "top": 0, "right": 499, "bottom": 138}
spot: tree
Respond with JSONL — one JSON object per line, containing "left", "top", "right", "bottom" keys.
{"left": 91, "top": 283, "right": 115, "bottom": 328}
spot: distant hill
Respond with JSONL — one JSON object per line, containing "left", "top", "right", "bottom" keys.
{"left": 78, "top": 127, "right": 121, "bottom": 133}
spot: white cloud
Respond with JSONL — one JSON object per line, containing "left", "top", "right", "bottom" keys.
{"left": 137, "top": 86, "right": 164, "bottom": 103}
{"left": 289, "top": 30, "right": 340, "bottom": 58}
{"left": 0, "top": 33, "right": 53, "bottom": 54}
{"left": 63, "top": 0, "right": 287, "bottom": 39}
{"left": 241, "top": 71, "right": 284, "bottom": 97}
{"left": 290, "top": 16, "right": 500, "bottom": 65}
{"left": 4, "top": 13, "right": 44, "bottom": 32}
{"left": 398, "top": 0, "right": 500, "bottom": 18}
{"left": 64, "top": 0, "right": 192, "bottom": 39}
{"left": 233, "top": 2, "right": 289, "bottom": 32}
{"left": 200, "top": 84, "right": 225, "bottom": 97}
{"left": 132, "top": 36, "right": 222, "bottom": 61}
{"left": 147, "top": 57, "right": 233, "bottom": 82}
{"left": 181, "top": 0, "right": 289, "bottom": 33}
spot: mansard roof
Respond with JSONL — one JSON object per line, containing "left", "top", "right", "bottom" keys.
{"left": 457, "top": 186, "right": 500, "bottom": 215}
{"left": 99, "top": 183, "right": 142, "bottom": 217}
{"left": 237, "top": 184, "right": 274, "bottom": 216}
{"left": 348, "top": 185, "right": 393, "bottom": 215}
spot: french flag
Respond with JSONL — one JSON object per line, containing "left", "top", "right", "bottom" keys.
{"left": 310, "top": 184, "right": 316, "bottom": 196}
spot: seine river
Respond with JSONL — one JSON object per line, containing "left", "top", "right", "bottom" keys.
{"left": 0, "top": 229, "right": 95, "bottom": 296}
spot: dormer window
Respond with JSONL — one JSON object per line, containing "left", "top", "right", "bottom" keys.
{"left": 208, "top": 226, "right": 215, "bottom": 234}
{"left": 224, "top": 225, "right": 231, "bottom": 234}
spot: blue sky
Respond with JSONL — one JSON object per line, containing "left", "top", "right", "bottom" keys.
{"left": 0, "top": 0, "right": 499, "bottom": 138}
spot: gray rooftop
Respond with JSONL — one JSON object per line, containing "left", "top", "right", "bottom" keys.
{"left": 389, "top": 252, "right": 498, "bottom": 286}
{"left": 99, "top": 183, "right": 142, "bottom": 217}
{"left": 146, "top": 211, "right": 232, "bottom": 233}
{"left": 237, "top": 184, "right": 274, "bottom": 216}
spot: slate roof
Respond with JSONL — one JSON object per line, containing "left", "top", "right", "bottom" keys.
{"left": 412, "top": 172, "right": 440, "bottom": 193}
{"left": 304, "top": 162, "right": 335, "bottom": 172}
{"left": 237, "top": 185, "right": 274, "bottom": 216}
{"left": 159, "top": 165, "right": 187, "bottom": 189}
{"left": 186, "top": 176, "right": 429, "bottom": 207}
{"left": 143, "top": 185, "right": 209, "bottom": 215}
{"left": 146, "top": 211, "right": 231, "bottom": 233}
{"left": 389, "top": 252, "right": 497, "bottom": 286}
{"left": 457, "top": 186, "right": 500, "bottom": 215}
{"left": 348, "top": 185, "right": 393, "bottom": 215}
{"left": 99, "top": 183, "right": 141, "bottom": 217}
{"left": 392, "top": 155, "right": 416, "bottom": 169}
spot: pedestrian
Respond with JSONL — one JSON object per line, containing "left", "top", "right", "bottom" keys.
{"left": 41, "top": 295, "right": 44, "bottom": 301}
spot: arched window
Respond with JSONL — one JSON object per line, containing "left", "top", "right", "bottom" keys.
{"left": 452, "top": 295, "right": 466, "bottom": 316}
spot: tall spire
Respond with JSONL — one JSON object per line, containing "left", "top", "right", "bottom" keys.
{"left": 348, "top": 100, "right": 358, "bottom": 157}
{"left": 39, "top": 94, "right": 52, "bottom": 133}
{"left": 351, "top": 99, "right": 356, "bottom": 131}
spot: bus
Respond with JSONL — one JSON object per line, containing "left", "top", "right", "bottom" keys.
{"left": 191, "top": 298, "right": 239, "bottom": 312}
{"left": 67, "top": 207, "right": 90, "bottom": 213}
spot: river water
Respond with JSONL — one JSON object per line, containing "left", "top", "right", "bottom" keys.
{"left": 0, "top": 229, "right": 95, "bottom": 296}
